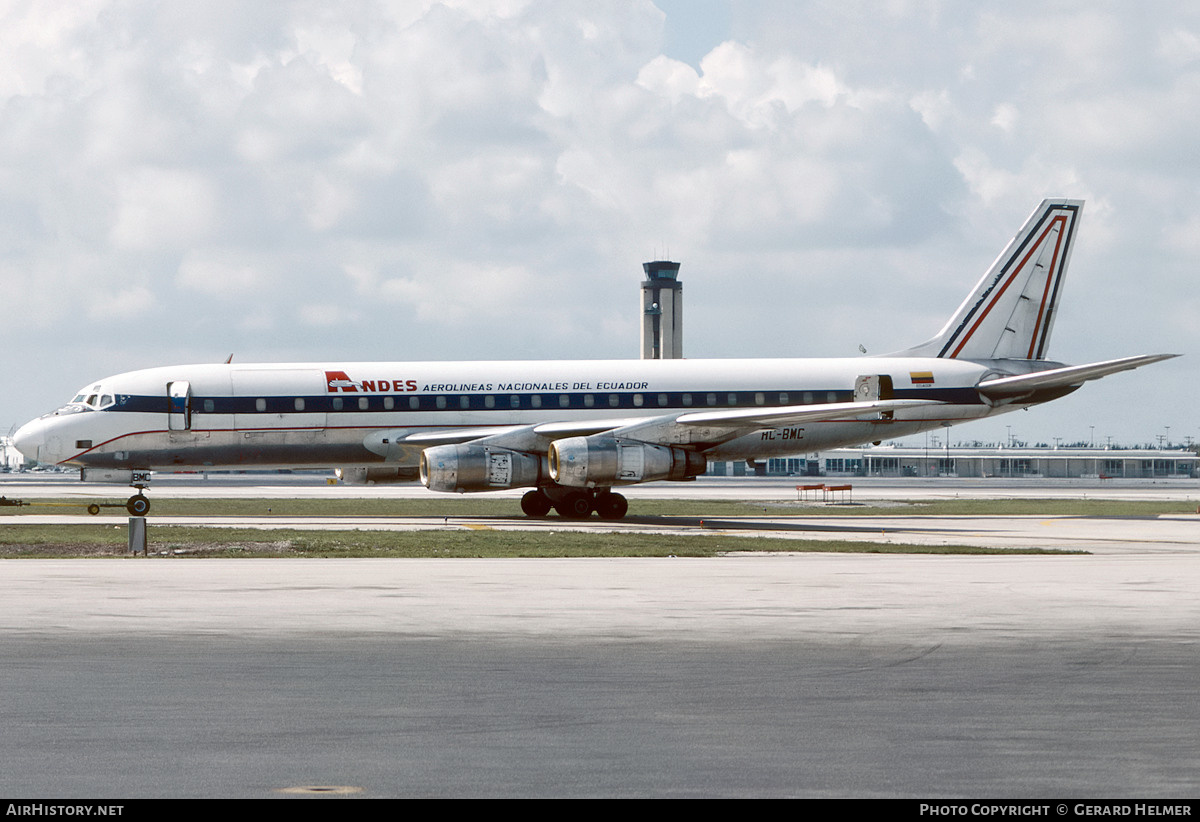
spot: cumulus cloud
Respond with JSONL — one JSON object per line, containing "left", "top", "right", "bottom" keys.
{"left": 1, "top": 0, "right": 1197, "bottom": 444}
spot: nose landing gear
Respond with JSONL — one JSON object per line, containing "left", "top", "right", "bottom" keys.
{"left": 83, "top": 486, "right": 151, "bottom": 517}
{"left": 126, "top": 493, "right": 151, "bottom": 517}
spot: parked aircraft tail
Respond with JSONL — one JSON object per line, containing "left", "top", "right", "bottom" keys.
{"left": 901, "top": 199, "right": 1084, "bottom": 361}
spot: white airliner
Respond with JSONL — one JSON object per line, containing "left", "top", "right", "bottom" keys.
{"left": 13, "top": 200, "right": 1175, "bottom": 518}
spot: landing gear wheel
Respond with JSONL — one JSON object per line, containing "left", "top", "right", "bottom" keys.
{"left": 520, "top": 489, "right": 552, "bottom": 518}
{"left": 555, "top": 490, "right": 593, "bottom": 519}
{"left": 126, "top": 494, "right": 150, "bottom": 517}
{"left": 87, "top": 504, "right": 101, "bottom": 516}
{"left": 593, "top": 491, "right": 628, "bottom": 520}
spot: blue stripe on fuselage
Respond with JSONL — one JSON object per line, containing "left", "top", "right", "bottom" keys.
{"left": 104, "top": 387, "right": 981, "bottom": 416}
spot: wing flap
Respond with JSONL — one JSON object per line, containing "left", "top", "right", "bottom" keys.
{"left": 401, "top": 426, "right": 526, "bottom": 445}
{"left": 674, "top": 399, "right": 943, "bottom": 428}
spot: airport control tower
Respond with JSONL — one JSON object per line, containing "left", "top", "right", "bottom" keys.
{"left": 640, "top": 260, "right": 682, "bottom": 359}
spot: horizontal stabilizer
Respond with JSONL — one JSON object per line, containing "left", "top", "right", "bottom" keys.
{"left": 977, "top": 354, "right": 1178, "bottom": 399}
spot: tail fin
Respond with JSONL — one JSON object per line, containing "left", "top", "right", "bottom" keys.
{"left": 901, "top": 199, "right": 1084, "bottom": 360}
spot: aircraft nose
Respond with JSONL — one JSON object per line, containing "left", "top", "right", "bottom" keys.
{"left": 12, "top": 419, "right": 46, "bottom": 463}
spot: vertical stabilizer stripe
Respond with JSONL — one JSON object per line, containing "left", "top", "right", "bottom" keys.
{"left": 1026, "top": 216, "right": 1068, "bottom": 359}
{"left": 947, "top": 212, "right": 1070, "bottom": 359}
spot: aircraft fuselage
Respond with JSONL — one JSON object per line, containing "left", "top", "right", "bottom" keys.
{"left": 15, "top": 356, "right": 1014, "bottom": 474}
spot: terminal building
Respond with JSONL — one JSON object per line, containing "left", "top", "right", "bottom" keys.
{"left": 709, "top": 446, "right": 1199, "bottom": 479}
{"left": 0, "top": 436, "right": 21, "bottom": 471}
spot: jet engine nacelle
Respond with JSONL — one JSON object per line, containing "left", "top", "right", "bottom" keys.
{"left": 548, "top": 436, "right": 707, "bottom": 488}
{"left": 419, "top": 443, "right": 544, "bottom": 493}
{"left": 336, "top": 466, "right": 420, "bottom": 485}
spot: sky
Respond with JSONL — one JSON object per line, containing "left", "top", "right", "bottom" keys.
{"left": 1, "top": 0, "right": 1196, "bottom": 449}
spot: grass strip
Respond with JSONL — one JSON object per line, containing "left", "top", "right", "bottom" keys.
{"left": 0, "top": 523, "right": 1083, "bottom": 558}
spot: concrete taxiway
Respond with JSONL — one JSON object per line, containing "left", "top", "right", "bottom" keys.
{"left": 1, "top": 475, "right": 1198, "bottom": 797}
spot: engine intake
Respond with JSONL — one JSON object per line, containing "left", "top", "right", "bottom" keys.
{"left": 548, "top": 436, "right": 706, "bottom": 488}
{"left": 419, "top": 444, "right": 544, "bottom": 493}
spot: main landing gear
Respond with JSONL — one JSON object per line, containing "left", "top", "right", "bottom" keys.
{"left": 520, "top": 487, "right": 629, "bottom": 520}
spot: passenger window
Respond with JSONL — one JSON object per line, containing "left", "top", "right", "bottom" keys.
{"left": 658, "top": 393, "right": 668, "bottom": 406}
{"left": 706, "top": 393, "right": 716, "bottom": 406}
{"left": 531, "top": 395, "right": 542, "bottom": 408}
{"left": 332, "top": 398, "right": 343, "bottom": 411}
{"left": 559, "top": 394, "right": 570, "bottom": 408}
{"left": 485, "top": 396, "right": 495, "bottom": 409}
{"left": 204, "top": 399, "right": 216, "bottom": 413}
{"left": 608, "top": 394, "right": 619, "bottom": 407}
{"left": 436, "top": 396, "right": 446, "bottom": 409}
{"left": 633, "top": 394, "right": 643, "bottom": 407}
{"left": 727, "top": 393, "right": 737, "bottom": 406}
{"left": 403, "top": 397, "right": 413, "bottom": 410}
{"left": 294, "top": 398, "right": 305, "bottom": 411}
{"left": 779, "top": 393, "right": 789, "bottom": 404}
{"left": 682, "top": 393, "right": 692, "bottom": 406}
{"left": 510, "top": 395, "right": 520, "bottom": 408}
{"left": 359, "top": 397, "right": 369, "bottom": 411}
{"left": 755, "top": 393, "right": 764, "bottom": 406}
{"left": 459, "top": 395, "right": 470, "bottom": 409}
{"left": 256, "top": 398, "right": 266, "bottom": 412}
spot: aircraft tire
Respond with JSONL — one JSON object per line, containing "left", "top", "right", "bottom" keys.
{"left": 593, "top": 491, "right": 628, "bottom": 520}
{"left": 520, "top": 489, "right": 552, "bottom": 518}
{"left": 555, "top": 491, "right": 593, "bottom": 519}
{"left": 126, "top": 494, "right": 150, "bottom": 517}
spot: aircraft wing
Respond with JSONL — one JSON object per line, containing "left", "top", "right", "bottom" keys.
{"left": 977, "top": 354, "right": 1178, "bottom": 399}
{"left": 408, "top": 399, "right": 943, "bottom": 453}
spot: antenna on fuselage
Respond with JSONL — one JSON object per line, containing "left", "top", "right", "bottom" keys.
{"left": 225, "top": 354, "right": 234, "bottom": 364}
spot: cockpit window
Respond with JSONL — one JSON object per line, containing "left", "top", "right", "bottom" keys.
{"left": 61, "top": 386, "right": 119, "bottom": 414}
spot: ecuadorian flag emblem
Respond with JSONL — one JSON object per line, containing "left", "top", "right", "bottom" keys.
{"left": 909, "top": 371, "right": 935, "bottom": 385}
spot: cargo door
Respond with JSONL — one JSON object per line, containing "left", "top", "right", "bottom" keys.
{"left": 232, "top": 369, "right": 328, "bottom": 431}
